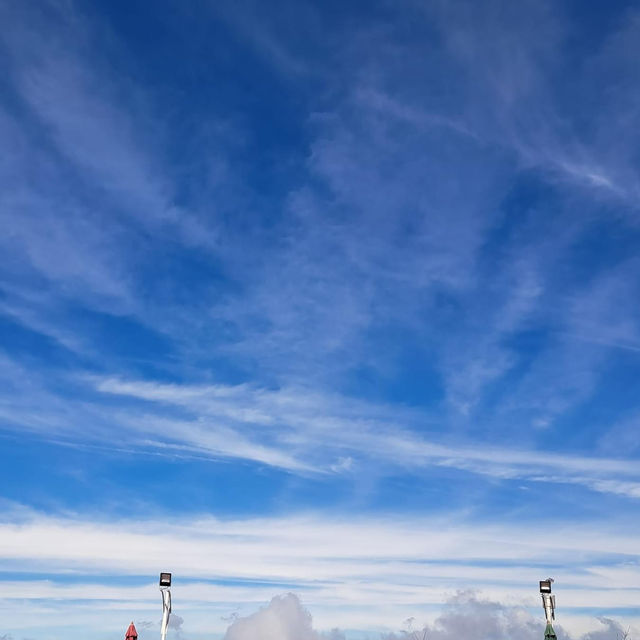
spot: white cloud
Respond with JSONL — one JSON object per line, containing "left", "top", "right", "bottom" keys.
{"left": 224, "top": 593, "right": 319, "bottom": 640}
{"left": 2, "top": 356, "right": 640, "bottom": 496}
{"left": 220, "top": 592, "right": 637, "bottom": 640}
{"left": 90, "top": 376, "right": 640, "bottom": 496}
{"left": 2, "top": 508, "right": 640, "bottom": 597}
{"left": 2, "top": 584, "right": 634, "bottom": 640}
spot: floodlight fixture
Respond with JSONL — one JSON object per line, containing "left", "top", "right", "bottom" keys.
{"left": 160, "top": 572, "right": 172, "bottom": 588}
{"left": 540, "top": 578, "right": 553, "bottom": 594}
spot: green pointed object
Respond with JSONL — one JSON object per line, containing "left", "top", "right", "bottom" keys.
{"left": 544, "top": 622, "right": 557, "bottom": 640}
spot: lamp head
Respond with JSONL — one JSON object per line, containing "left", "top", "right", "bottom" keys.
{"left": 159, "top": 572, "right": 172, "bottom": 588}
{"left": 540, "top": 578, "right": 554, "bottom": 594}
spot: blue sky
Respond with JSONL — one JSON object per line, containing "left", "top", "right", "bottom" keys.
{"left": 2, "top": 0, "right": 640, "bottom": 638}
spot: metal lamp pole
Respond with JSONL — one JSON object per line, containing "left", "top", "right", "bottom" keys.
{"left": 540, "top": 578, "right": 557, "bottom": 640}
{"left": 159, "top": 572, "right": 172, "bottom": 640}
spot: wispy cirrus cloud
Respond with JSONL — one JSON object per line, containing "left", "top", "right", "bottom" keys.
{"left": 0, "top": 0, "right": 224, "bottom": 363}
{"left": 2, "top": 1, "right": 640, "bottom": 638}
{"left": 3, "top": 339, "right": 640, "bottom": 496}
{"left": 0, "top": 372, "right": 623, "bottom": 498}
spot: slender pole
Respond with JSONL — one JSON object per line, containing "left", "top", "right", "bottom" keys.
{"left": 160, "top": 587, "right": 171, "bottom": 640}
{"left": 541, "top": 592, "right": 554, "bottom": 625}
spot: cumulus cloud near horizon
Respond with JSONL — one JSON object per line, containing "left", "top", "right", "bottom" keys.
{"left": 223, "top": 593, "right": 342, "bottom": 640}
{"left": 223, "top": 592, "right": 633, "bottom": 640}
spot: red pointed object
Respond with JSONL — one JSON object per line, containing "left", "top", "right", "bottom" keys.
{"left": 125, "top": 622, "right": 138, "bottom": 640}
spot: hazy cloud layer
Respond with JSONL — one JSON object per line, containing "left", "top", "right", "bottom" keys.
{"left": 1, "top": 508, "right": 640, "bottom": 638}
